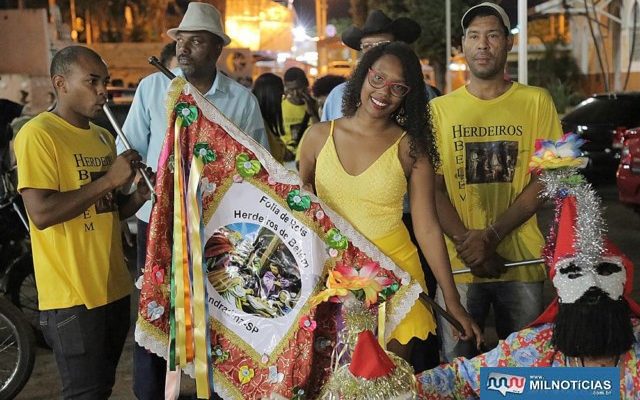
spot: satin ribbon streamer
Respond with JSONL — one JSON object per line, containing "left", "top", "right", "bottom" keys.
{"left": 168, "top": 112, "right": 214, "bottom": 398}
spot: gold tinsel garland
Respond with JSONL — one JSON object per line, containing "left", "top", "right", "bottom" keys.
{"left": 341, "top": 304, "right": 377, "bottom": 350}
{"left": 319, "top": 352, "right": 417, "bottom": 400}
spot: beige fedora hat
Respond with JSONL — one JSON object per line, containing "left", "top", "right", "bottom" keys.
{"left": 167, "top": 2, "right": 231, "bottom": 46}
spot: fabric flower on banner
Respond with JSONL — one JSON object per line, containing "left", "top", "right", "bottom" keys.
{"left": 291, "top": 387, "right": 306, "bottom": 400}
{"left": 238, "top": 365, "right": 254, "bottom": 385}
{"left": 287, "top": 189, "right": 311, "bottom": 211}
{"left": 194, "top": 142, "right": 216, "bottom": 164}
{"left": 325, "top": 228, "right": 348, "bottom": 250}
{"left": 379, "top": 281, "right": 400, "bottom": 301}
{"left": 212, "top": 345, "right": 229, "bottom": 364}
{"left": 311, "top": 284, "right": 350, "bottom": 305}
{"left": 312, "top": 261, "right": 393, "bottom": 307}
{"left": 146, "top": 301, "right": 164, "bottom": 321}
{"left": 174, "top": 102, "right": 198, "bottom": 127}
{"left": 236, "top": 153, "right": 261, "bottom": 178}
{"left": 151, "top": 265, "right": 164, "bottom": 285}
{"left": 200, "top": 177, "right": 216, "bottom": 197}
{"left": 529, "top": 133, "right": 586, "bottom": 170}
{"left": 268, "top": 366, "right": 285, "bottom": 384}
{"left": 299, "top": 316, "right": 317, "bottom": 332}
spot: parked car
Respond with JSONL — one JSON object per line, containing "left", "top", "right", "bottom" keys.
{"left": 617, "top": 127, "right": 640, "bottom": 212}
{"left": 561, "top": 93, "right": 640, "bottom": 178}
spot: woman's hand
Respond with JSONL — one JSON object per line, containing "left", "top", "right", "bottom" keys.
{"left": 445, "top": 300, "right": 483, "bottom": 350}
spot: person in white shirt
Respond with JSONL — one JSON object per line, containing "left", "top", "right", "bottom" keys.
{"left": 120, "top": 3, "right": 269, "bottom": 398}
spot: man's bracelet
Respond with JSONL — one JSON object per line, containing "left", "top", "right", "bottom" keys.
{"left": 488, "top": 224, "right": 502, "bottom": 241}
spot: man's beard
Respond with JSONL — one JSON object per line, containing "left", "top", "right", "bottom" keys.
{"left": 552, "top": 288, "right": 634, "bottom": 358}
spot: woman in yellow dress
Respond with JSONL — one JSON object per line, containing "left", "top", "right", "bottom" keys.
{"left": 299, "top": 42, "right": 482, "bottom": 363}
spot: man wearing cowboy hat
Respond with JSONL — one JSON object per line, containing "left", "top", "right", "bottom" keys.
{"left": 321, "top": 9, "right": 427, "bottom": 121}
{"left": 120, "top": 3, "right": 269, "bottom": 399}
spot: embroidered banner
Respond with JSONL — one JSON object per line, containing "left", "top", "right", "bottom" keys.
{"left": 134, "top": 78, "right": 422, "bottom": 399}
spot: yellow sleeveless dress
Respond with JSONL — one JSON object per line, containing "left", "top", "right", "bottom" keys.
{"left": 315, "top": 121, "right": 437, "bottom": 344}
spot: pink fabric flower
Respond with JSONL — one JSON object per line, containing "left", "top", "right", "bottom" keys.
{"left": 151, "top": 265, "right": 165, "bottom": 284}
{"left": 299, "top": 316, "right": 317, "bottom": 332}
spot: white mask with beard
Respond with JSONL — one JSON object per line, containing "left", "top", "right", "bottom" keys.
{"left": 553, "top": 255, "right": 626, "bottom": 304}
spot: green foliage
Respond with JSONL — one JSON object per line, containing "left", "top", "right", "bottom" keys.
{"left": 546, "top": 80, "right": 583, "bottom": 114}
{"left": 350, "top": 0, "right": 369, "bottom": 27}
{"left": 528, "top": 39, "right": 584, "bottom": 112}
{"left": 327, "top": 17, "right": 353, "bottom": 37}
{"left": 54, "top": 0, "right": 169, "bottom": 42}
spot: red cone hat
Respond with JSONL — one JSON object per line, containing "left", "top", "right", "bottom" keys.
{"left": 348, "top": 330, "right": 395, "bottom": 379}
{"left": 531, "top": 196, "right": 640, "bottom": 326}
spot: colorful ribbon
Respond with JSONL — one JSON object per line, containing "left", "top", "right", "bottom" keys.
{"left": 187, "top": 154, "right": 213, "bottom": 398}
{"left": 167, "top": 109, "right": 213, "bottom": 398}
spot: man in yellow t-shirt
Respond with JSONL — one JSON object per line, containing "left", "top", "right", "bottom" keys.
{"left": 282, "top": 67, "right": 319, "bottom": 164}
{"left": 14, "top": 46, "right": 151, "bottom": 399}
{"left": 432, "top": 3, "right": 562, "bottom": 362}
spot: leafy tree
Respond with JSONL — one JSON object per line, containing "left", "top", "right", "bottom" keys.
{"left": 349, "top": 0, "right": 368, "bottom": 27}
{"left": 528, "top": 39, "right": 584, "bottom": 112}
{"left": 52, "top": 0, "right": 173, "bottom": 42}
{"left": 328, "top": 17, "right": 353, "bottom": 37}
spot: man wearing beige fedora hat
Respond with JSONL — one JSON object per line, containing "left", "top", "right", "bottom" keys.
{"left": 120, "top": 3, "right": 269, "bottom": 399}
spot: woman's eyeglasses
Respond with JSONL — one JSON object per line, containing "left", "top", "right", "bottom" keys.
{"left": 367, "top": 68, "right": 411, "bottom": 98}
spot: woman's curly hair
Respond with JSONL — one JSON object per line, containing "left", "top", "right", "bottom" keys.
{"left": 341, "top": 42, "right": 439, "bottom": 168}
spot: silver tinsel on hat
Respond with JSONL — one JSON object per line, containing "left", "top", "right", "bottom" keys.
{"left": 538, "top": 167, "right": 606, "bottom": 271}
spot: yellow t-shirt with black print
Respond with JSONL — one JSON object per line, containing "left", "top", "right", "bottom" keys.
{"left": 281, "top": 98, "right": 308, "bottom": 153}
{"left": 15, "top": 112, "right": 132, "bottom": 310}
{"left": 431, "top": 83, "right": 562, "bottom": 284}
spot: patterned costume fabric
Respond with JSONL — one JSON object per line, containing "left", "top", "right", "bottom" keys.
{"left": 416, "top": 319, "right": 640, "bottom": 399}
{"left": 135, "top": 79, "right": 422, "bottom": 399}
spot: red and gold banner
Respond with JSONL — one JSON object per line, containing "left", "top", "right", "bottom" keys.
{"left": 135, "top": 78, "right": 421, "bottom": 399}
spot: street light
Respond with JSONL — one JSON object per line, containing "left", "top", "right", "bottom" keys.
{"left": 293, "top": 25, "right": 307, "bottom": 42}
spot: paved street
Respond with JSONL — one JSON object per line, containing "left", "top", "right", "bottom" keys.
{"left": 15, "top": 182, "right": 640, "bottom": 399}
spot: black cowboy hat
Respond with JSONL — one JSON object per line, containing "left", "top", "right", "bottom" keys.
{"left": 341, "top": 10, "right": 422, "bottom": 51}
